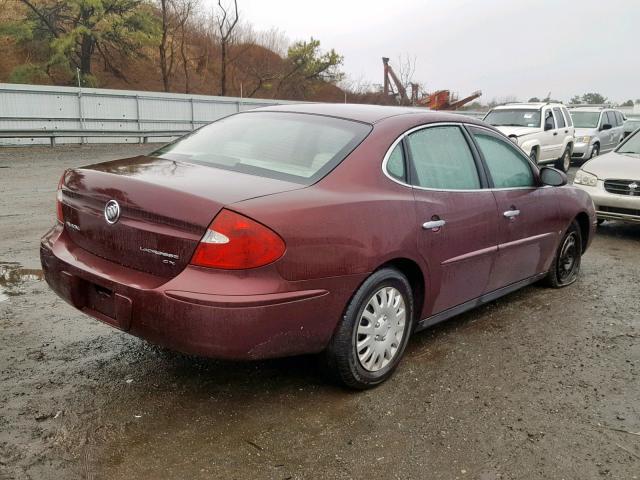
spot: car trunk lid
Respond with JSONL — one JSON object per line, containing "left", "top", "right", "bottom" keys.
{"left": 60, "top": 156, "right": 304, "bottom": 278}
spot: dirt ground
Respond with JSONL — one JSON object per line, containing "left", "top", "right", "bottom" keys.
{"left": 1, "top": 144, "right": 639, "bottom": 480}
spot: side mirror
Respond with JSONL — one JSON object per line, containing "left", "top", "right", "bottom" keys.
{"left": 540, "top": 166, "right": 567, "bottom": 187}
{"left": 544, "top": 122, "right": 554, "bottom": 131}
{"left": 601, "top": 123, "right": 612, "bottom": 131}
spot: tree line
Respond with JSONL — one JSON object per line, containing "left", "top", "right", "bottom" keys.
{"left": 0, "top": 0, "right": 345, "bottom": 100}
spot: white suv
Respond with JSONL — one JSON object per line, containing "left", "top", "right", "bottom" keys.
{"left": 483, "top": 103, "right": 575, "bottom": 171}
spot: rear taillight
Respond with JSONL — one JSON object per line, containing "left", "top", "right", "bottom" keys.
{"left": 56, "top": 172, "right": 65, "bottom": 223}
{"left": 190, "top": 209, "right": 285, "bottom": 270}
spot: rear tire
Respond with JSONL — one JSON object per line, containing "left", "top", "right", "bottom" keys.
{"left": 324, "top": 268, "right": 414, "bottom": 389}
{"left": 545, "top": 220, "right": 582, "bottom": 288}
{"left": 554, "top": 146, "right": 572, "bottom": 172}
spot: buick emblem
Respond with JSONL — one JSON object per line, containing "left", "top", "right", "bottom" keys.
{"left": 104, "top": 200, "right": 121, "bottom": 224}
{"left": 630, "top": 182, "right": 638, "bottom": 190}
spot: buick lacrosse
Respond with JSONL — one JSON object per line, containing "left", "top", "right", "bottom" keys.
{"left": 41, "top": 104, "right": 596, "bottom": 388}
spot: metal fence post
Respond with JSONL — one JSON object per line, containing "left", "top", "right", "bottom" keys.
{"left": 78, "top": 89, "right": 85, "bottom": 145}
{"left": 136, "top": 94, "right": 142, "bottom": 144}
{"left": 190, "top": 98, "right": 195, "bottom": 131}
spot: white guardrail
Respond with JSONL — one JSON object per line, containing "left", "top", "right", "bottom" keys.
{"left": 0, "top": 83, "right": 298, "bottom": 146}
{"left": 0, "top": 83, "right": 487, "bottom": 146}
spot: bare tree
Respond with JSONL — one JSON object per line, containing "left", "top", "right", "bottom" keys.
{"left": 158, "top": 0, "right": 176, "bottom": 91}
{"left": 214, "top": 0, "right": 239, "bottom": 96}
{"left": 159, "top": 0, "right": 197, "bottom": 92}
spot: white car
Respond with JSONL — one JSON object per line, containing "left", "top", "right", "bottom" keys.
{"left": 484, "top": 103, "right": 575, "bottom": 172}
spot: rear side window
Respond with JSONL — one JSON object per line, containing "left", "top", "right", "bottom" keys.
{"left": 386, "top": 143, "right": 406, "bottom": 181}
{"left": 152, "top": 112, "right": 372, "bottom": 185}
{"left": 406, "top": 126, "right": 480, "bottom": 190}
{"left": 471, "top": 129, "right": 535, "bottom": 188}
{"left": 553, "top": 108, "right": 566, "bottom": 128}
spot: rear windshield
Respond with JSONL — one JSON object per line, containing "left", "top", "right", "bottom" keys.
{"left": 152, "top": 111, "right": 371, "bottom": 184}
{"left": 484, "top": 109, "right": 541, "bottom": 128}
{"left": 570, "top": 111, "right": 601, "bottom": 128}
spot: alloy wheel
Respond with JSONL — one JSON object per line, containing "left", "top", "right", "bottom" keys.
{"left": 356, "top": 287, "right": 407, "bottom": 372}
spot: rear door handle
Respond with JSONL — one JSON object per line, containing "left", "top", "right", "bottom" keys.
{"left": 553, "top": 132, "right": 558, "bottom": 136}
{"left": 503, "top": 209, "right": 520, "bottom": 218}
{"left": 422, "top": 219, "right": 446, "bottom": 230}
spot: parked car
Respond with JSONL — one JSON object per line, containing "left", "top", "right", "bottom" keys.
{"left": 574, "top": 127, "right": 640, "bottom": 223}
{"left": 483, "top": 102, "right": 575, "bottom": 172}
{"left": 569, "top": 107, "right": 626, "bottom": 161}
{"left": 623, "top": 116, "right": 640, "bottom": 139}
{"left": 41, "top": 104, "right": 596, "bottom": 389}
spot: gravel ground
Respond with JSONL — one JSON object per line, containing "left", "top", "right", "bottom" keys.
{"left": 0, "top": 144, "right": 639, "bottom": 480}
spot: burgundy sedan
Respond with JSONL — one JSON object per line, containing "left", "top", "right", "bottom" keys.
{"left": 41, "top": 104, "right": 596, "bottom": 388}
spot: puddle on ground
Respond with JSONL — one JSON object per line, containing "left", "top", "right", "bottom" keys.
{"left": 0, "top": 262, "right": 44, "bottom": 302}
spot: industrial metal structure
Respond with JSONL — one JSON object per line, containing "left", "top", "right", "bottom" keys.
{"left": 382, "top": 57, "right": 482, "bottom": 110}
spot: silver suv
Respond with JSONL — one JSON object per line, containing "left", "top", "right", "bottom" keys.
{"left": 569, "top": 107, "right": 625, "bottom": 161}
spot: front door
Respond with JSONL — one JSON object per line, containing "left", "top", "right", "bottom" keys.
{"left": 467, "top": 126, "right": 564, "bottom": 291}
{"left": 600, "top": 112, "right": 615, "bottom": 152}
{"left": 539, "top": 108, "right": 562, "bottom": 162}
{"left": 405, "top": 124, "right": 499, "bottom": 315}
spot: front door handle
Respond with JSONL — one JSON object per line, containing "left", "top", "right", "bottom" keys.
{"left": 503, "top": 209, "right": 520, "bottom": 218}
{"left": 553, "top": 132, "right": 558, "bottom": 136}
{"left": 422, "top": 219, "right": 446, "bottom": 230}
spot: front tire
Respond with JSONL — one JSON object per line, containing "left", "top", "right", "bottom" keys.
{"left": 324, "top": 268, "right": 414, "bottom": 389}
{"left": 545, "top": 220, "right": 582, "bottom": 288}
{"left": 529, "top": 148, "right": 538, "bottom": 164}
{"left": 590, "top": 143, "right": 600, "bottom": 159}
{"left": 555, "top": 146, "right": 572, "bottom": 172}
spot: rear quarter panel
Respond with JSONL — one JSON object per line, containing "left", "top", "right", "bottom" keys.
{"left": 230, "top": 120, "right": 423, "bottom": 282}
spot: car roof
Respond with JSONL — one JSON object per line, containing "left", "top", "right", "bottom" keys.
{"left": 569, "top": 107, "right": 617, "bottom": 112}
{"left": 252, "top": 103, "right": 459, "bottom": 124}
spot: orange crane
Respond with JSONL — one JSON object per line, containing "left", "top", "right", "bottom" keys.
{"left": 382, "top": 57, "right": 482, "bottom": 110}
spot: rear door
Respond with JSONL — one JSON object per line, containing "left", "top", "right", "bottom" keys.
{"left": 613, "top": 111, "right": 625, "bottom": 146}
{"left": 467, "top": 126, "right": 564, "bottom": 291}
{"left": 553, "top": 107, "right": 570, "bottom": 152}
{"left": 405, "top": 124, "right": 499, "bottom": 315}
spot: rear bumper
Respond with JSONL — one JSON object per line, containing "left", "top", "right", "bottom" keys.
{"left": 41, "top": 224, "right": 366, "bottom": 360}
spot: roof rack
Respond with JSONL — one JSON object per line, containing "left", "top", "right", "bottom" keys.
{"left": 568, "top": 104, "right": 616, "bottom": 109}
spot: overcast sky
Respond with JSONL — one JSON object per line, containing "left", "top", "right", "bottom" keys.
{"left": 211, "top": 0, "right": 638, "bottom": 103}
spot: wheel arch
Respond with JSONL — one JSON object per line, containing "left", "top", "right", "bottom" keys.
{"left": 375, "top": 257, "right": 426, "bottom": 323}
{"left": 574, "top": 211, "right": 590, "bottom": 253}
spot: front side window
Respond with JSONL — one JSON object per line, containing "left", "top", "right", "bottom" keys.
{"left": 544, "top": 110, "right": 556, "bottom": 130}
{"left": 406, "top": 126, "right": 481, "bottom": 190}
{"left": 553, "top": 108, "right": 566, "bottom": 128}
{"left": 152, "top": 112, "right": 371, "bottom": 184}
{"left": 471, "top": 129, "right": 535, "bottom": 188}
{"left": 606, "top": 111, "right": 618, "bottom": 127}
